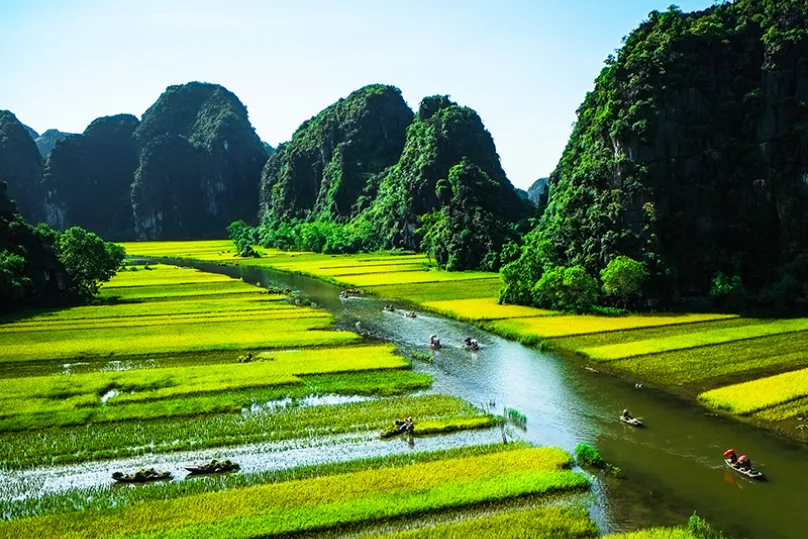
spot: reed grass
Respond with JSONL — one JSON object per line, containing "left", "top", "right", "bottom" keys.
{"left": 484, "top": 313, "right": 737, "bottom": 340}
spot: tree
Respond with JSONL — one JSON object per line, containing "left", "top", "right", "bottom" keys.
{"left": 600, "top": 256, "right": 648, "bottom": 307}
{"left": 58, "top": 227, "right": 125, "bottom": 296}
{"left": 532, "top": 265, "right": 599, "bottom": 313}
{"left": 227, "top": 220, "right": 259, "bottom": 257}
{"left": 0, "top": 250, "right": 30, "bottom": 304}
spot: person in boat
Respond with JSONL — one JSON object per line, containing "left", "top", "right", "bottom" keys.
{"left": 723, "top": 448, "right": 738, "bottom": 465}
{"left": 621, "top": 409, "right": 633, "bottom": 421}
{"left": 464, "top": 338, "right": 479, "bottom": 350}
{"left": 429, "top": 334, "right": 441, "bottom": 347}
{"left": 737, "top": 455, "right": 752, "bottom": 470}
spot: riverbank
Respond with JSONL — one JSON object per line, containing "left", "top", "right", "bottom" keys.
{"left": 123, "top": 240, "right": 808, "bottom": 445}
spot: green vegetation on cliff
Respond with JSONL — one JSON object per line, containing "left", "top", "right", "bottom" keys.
{"left": 504, "top": 0, "right": 808, "bottom": 309}
{"left": 258, "top": 87, "right": 532, "bottom": 269}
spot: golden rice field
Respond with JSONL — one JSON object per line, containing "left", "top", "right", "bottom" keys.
{"left": 423, "top": 297, "right": 554, "bottom": 321}
{"left": 699, "top": 368, "right": 808, "bottom": 417}
{"left": 483, "top": 313, "right": 737, "bottom": 340}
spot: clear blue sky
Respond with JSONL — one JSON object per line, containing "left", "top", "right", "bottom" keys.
{"left": 0, "top": 0, "right": 714, "bottom": 189}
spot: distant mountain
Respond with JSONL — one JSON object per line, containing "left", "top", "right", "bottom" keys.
{"left": 16, "top": 82, "right": 268, "bottom": 241}
{"left": 131, "top": 82, "right": 268, "bottom": 239}
{"left": 23, "top": 125, "right": 39, "bottom": 140}
{"left": 42, "top": 115, "right": 140, "bottom": 239}
{"left": 515, "top": 188, "right": 529, "bottom": 202}
{"left": 35, "top": 129, "right": 73, "bottom": 159}
{"left": 0, "top": 111, "right": 44, "bottom": 221}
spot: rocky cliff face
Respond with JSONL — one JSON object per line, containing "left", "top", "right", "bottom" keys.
{"left": 527, "top": 177, "right": 548, "bottom": 208}
{"left": 42, "top": 115, "right": 140, "bottom": 239}
{"left": 0, "top": 111, "right": 44, "bottom": 222}
{"left": 259, "top": 84, "right": 413, "bottom": 224}
{"left": 534, "top": 1, "right": 808, "bottom": 300}
{"left": 132, "top": 82, "right": 268, "bottom": 239}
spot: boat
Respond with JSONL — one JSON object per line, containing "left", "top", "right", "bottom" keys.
{"left": 112, "top": 470, "right": 172, "bottom": 483}
{"left": 619, "top": 415, "right": 644, "bottom": 427}
{"left": 724, "top": 459, "right": 764, "bottom": 480}
{"left": 185, "top": 460, "right": 240, "bottom": 475}
{"left": 339, "top": 288, "right": 362, "bottom": 298}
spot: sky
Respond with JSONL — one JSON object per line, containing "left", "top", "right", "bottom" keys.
{"left": 0, "top": 0, "right": 715, "bottom": 190}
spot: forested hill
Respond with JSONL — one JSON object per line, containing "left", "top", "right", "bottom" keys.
{"left": 260, "top": 85, "right": 414, "bottom": 224}
{"left": 0, "top": 82, "right": 268, "bottom": 241}
{"left": 512, "top": 1, "right": 808, "bottom": 306}
{"left": 0, "top": 110, "right": 44, "bottom": 222}
{"left": 258, "top": 86, "right": 533, "bottom": 270}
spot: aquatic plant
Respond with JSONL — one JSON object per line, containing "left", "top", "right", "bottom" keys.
{"left": 575, "top": 443, "right": 606, "bottom": 469}
{"left": 503, "top": 407, "right": 527, "bottom": 427}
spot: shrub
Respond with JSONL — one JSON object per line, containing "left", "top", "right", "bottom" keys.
{"left": 600, "top": 255, "right": 648, "bottom": 308}
{"left": 533, "top": 266, "right": 599, "bottom": 313}
{"left": 575, "top": 443, "right": 606, "bottom": 469}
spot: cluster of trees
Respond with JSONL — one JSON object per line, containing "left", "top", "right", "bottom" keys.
{"left": 1, "top": 181, "right": 124, "bottom": 311}
{"left": 501, "top": 251, "right": 648, "bottom": 313}
{"left": 512, "top": 0, "right": 808, "bottom": 311}
{"left": 257, "top": 86, "right": 533, "bottom": 270}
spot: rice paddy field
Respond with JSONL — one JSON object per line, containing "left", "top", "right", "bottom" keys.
{"left": 121, "top": 241, "right": 808, "bottom": 441}
{"left": 0, "top": 255, "right": 619, "bottom": 539}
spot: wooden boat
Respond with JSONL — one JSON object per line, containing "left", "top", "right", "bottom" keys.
{"left": 339, "top": 288, "right": 363, "bottom": 298}
{"left": 112, "top": 470, "right": 172, "bottom": 483}
{"left": 724, "top": 459, "right": 764, "bottom": 480}
{"left": 185, "top": 461, "right": 240, "bottom": 475}
{"left": 619, "top": 415, "right": 644, "bottom": 427}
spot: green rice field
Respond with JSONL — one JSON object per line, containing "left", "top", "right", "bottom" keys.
{"left": 121, "top": 241, "right": 808, "bottom": 438}
{"left": 0, "top": 447, "right": 590, "bottom": 539}
{"left": 1, "top": 253, "right": 615, "bottom": 539}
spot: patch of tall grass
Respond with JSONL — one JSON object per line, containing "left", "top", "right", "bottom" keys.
{"left": 0, "top": 395, "right": 494, "bottom": 469}
{"left": 0, "top": 447, "right": 588, "bottom": 539}
{"left": 0, "top": 317, "right": 358, "bottom": 363}
{"left": 367, "top": 279, "right": 503, "bottom": 303}
{"left": 0, "top": 345, "right": 414, "bottom": 429}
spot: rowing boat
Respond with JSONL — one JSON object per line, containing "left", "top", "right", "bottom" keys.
{"left": 724, "top": 459, "right": 764, "bottom": 479}
{"left": 619, "top": 416, "right": 643, "bottom": 427}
